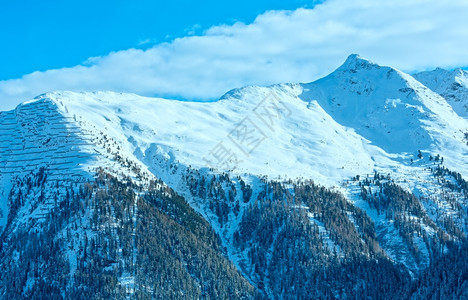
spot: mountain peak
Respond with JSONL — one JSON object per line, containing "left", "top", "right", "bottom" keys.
{"left": 337, "top": 54, "right": 380, "bottom": 72}
{"left": 345, "top": 53, "right": 365, "bottom": 62}
{"left": 454, "top": 68, "right": 468, "bottom": 78}
{"left": 300, "top": 54, "right": 468, "bottom": 154}
{"left": 414, "top": 67, "right": 468, "bottom": 118}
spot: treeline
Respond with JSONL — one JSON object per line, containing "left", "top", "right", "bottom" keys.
{"left": 235, "top": 178, "right": 409, "bottom": 299}
{"left": 180, "top": 165, "right": 467, "bottom": 299}
{"left": 1, "top": 162, "right": 467, "bottom": 299}
{"left": 410, "top": 241, "right": 468, "bottom": 299}
{"left": 0, "top": 168, "right": 256, "bottom": 299}
{"left": 181, "top": 169, "right": 411, "bottom": 298}
{"left": 358, "top": 171, "right": 463, "bottom": 267}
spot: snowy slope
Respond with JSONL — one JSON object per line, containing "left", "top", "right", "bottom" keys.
{"left": 301, "top": 55, "right": 467, "bottom": 154}
{"left": 1, "top": 55, "right": 467, "bottom": 234}
{"left": 0, "top": 55, "right": 467, "bottom": 291}
{"left": 39, "top": 89, "right": 382, "bottom": 187}
{"left": 414, "top": 68, "right": 468, "bottom": 118}
{"left": 2, "top": 55, "right": 465, "bottom": 189}
{"left": 0, "top": 96, "right": 156, "bottom": 232}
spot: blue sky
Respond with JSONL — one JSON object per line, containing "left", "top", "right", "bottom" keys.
{"left": 1, "top": 0, "right": 468, "bottom": 110}
{"left": 0, "top": 0, "right": 315, "bottom": 80}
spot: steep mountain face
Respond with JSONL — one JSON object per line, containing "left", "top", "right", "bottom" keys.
{"left": 0, "top": 99, "right": 255, "bottom": 298}
{"left": 414, "top": 67, "right": 468, "bottom": 118}
{"left": 0, "top": 170, "right": 256, "bottom": 299}
{"left": 301, "top": 55, "right": 467, "bottom": 156}
{"left": 0, "top": 55, "right": 467, "bottom": 299}
{"left": 0, "top": 97, "right": 156, "bottom": 234}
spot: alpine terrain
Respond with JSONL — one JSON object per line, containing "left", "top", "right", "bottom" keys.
{"left": 0, "top": 54, "right": 467, "bottom": 299}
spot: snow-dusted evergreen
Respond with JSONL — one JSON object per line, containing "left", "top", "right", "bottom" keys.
{"left": 0, "top": 55, "right": 467, "bottom": 299}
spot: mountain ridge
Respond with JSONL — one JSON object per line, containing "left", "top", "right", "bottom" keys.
{"left": 414, "top": 67, "right": 468, "bottom": 118}
{"left": 0, "top": 55, "right": 467, "bottom": 298}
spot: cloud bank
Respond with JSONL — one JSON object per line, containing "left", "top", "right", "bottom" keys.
{"left": 1, "top": 0, "right": 468, "bottom": 110}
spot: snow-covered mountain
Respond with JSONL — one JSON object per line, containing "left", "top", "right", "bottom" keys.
{"left": 1, "top": 55, "right": 467, "bottom": 299}
{"left": 414, "top": 67, "right": 468, "bottom": 118}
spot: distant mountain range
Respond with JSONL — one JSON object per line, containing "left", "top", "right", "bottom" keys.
{"left": 0, "top": 55, "right": 467, "bottom": 299}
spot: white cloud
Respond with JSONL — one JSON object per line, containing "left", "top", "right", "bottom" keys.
{"left": 1, "top": 0, "right": 468, "bottom": 110}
